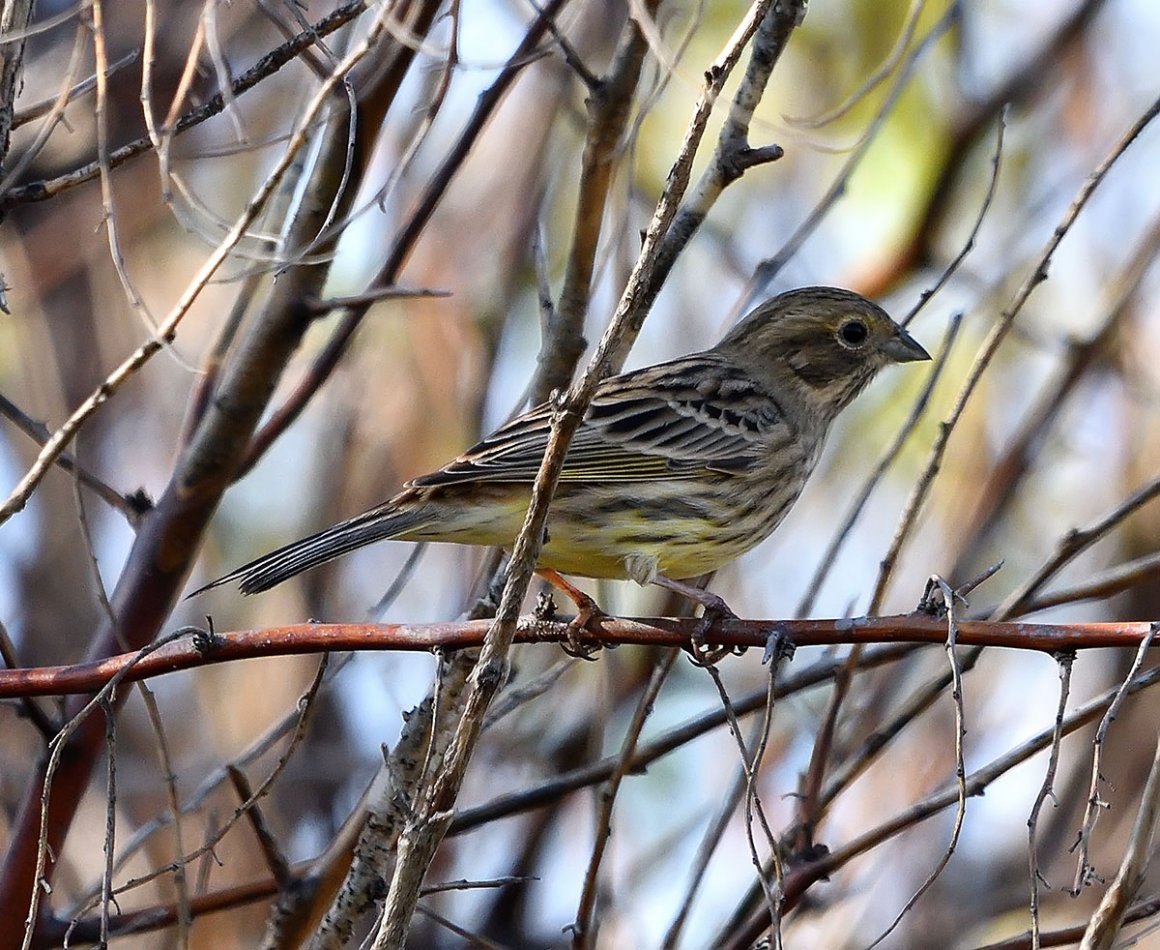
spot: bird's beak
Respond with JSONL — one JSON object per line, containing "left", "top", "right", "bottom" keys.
{"left": 882, "top": 326, "right": 931, "bottom": 363}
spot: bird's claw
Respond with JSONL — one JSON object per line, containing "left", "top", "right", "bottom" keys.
{"left": 687, "top": 599, "right": 736, "bottom": 667}
{"left": 561, "top": 601, "right": 604, "bottom": 660}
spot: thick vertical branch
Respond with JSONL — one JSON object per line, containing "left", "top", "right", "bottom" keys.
{"left": 532, "top": 2, "right": 656, "bottom": 402}
{"left": 0, "top": 0, "right": 35, "bottom": 309}
{"left": 0, "top": 0, "right": 34, "bottom": 178}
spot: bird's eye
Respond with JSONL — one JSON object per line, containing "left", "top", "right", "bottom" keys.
{"left": 838, "top": 319, "right": 869, "bottom": 347}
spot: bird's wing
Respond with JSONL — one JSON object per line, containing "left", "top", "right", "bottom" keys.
{"left": 410, "top": 353, "right": 794, "bottom": 487}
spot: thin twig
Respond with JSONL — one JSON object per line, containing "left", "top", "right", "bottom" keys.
{"left": 227, "top": 766, "right": 292, "bottom": 889}
{"left": 900, "top": 107, "right": 1008, "bottom": 329}
{"left": 1071, "top": 623, "right": 1159, "bottom": 895}
{"left": 99, "top": 699, "right": 116, "bottom": 947}
{"left": 660, "top": 712, "right": 769, "bottom": 950}
{"left": 91, "top": 0, "right": 156, "bottom": 332}
{"left": 702, "top": 647, "right": 789, "bottom": 949}
{"left": 533, "top": 0, "right": 661, "bottom": 403}
{"left": 20, "top": 628, "right": 192, "bottom": 950}
{"left": 867, "top": 577, "right": 969, "bottom": 947}
{"left": 0, "top": 393, "right": 150, "bottom": 523}
{"left": 452, "top": 644, "right": 914, "bottom": 838}
{"left": 571, "top": 651, "right": 676, "bottom": 948}
{"left": 136, "top": 683, "right": 192, "bottom": 949}
{"left": 237, "top": 2, "right": 549, "bottom": 475}
{"left": 952, "top": 208, "right": 1160, "bottom": 578}
{"left": 305, "top": 286, "right": 451, "bottom": 313}
{"left": 68, "top": 657, "right": 329, "bottom": 917}
{"left": 1017, "top": 551, "right": 1160, "bottom": 616}
{"left": 997, "top": 476, "right": 1160, "bottom": 621}
{"left": 1026, "top": 651, "right": 1074, "bottom": 950}
{"left": 972, "top": 898, "right": 1160, "bottom": 950}
{"left": 782, "top": 0, "right": 927, "bottom": 129}
{"left": 1080, "top": 735, "right": 1160, "bottom": 949}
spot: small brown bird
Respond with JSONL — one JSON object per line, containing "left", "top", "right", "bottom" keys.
{"left": 198, "top": 287, "right": 928, "bottom": 614}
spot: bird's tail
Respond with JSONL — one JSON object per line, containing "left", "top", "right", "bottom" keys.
{"left": 191, "top": 504, "right": 432, "bottom": 597}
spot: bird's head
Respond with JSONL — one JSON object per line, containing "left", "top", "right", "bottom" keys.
{"left": 720, "top": 286, "right": 930, "bottom": 423}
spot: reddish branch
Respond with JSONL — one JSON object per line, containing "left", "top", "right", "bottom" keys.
{"left": 1, "top": 615, "right": 1154, "bottom": 700}
{"left": 40, "top": 874, "right": 281, "bottom": 944}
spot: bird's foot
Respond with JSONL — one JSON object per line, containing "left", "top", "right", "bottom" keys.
{"left": 689, "top": 593, "right": 736, "bottom": 667}
{"left": 649, "top": 574, "right": 735, "bottom": 666}
{"left": 537, "top": 568, "right": 604, "bottom": 660}
{"left": 561, "top": 600, "right": 605, "bottom": 660}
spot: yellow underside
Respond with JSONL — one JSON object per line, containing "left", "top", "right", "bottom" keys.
{"left": 396, "top": 484, "right": 760, "bottom": 583}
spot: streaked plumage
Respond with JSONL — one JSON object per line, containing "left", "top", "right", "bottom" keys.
{"left": 197, "top": 287, "right": 929, "bottom": 598}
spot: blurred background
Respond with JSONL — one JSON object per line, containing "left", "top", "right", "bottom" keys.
{"left": 1, "top": 0, "right": 1160, "bottom": 946}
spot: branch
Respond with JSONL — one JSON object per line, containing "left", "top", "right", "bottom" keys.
{"left": 2, "top": 615, "right": 1157, "bottom": 700}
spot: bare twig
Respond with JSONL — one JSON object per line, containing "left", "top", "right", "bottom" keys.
{"left": 0, "top": 388, "right": 149, "bottom": 524}
{"left": 91, "top": 0, "right": 156, "bottom": 332}
{"left": 1080, "top": 735, "right": 1160, "bottom": 949}
{"left": 571, "top": 651, "right": 676, "bottom": 948}
{"left": 228, "top": 766, "right": 293, "bottom": 890}
{"left": 733, "top": 4, "right": 958, "bottom": 313}
{"left": 997, "top": 477, "right": 1160, "bottom": 621}
{"left": 953, "top": 209, "right": 1160, "bottom": 579}
{"left": 782, "top": 0, "right": 927, "bottom": 129}
{"left": 63, "top": 656, "right": 329, "bottom": 933}
{"left": 660, "top": 712, "right": 770, "bottom": 950}
{"left": 972, "top": 898, "right": 1160, "bottom": 950}
{"left": 1071, "top": 624, "right": 1158, "bottom": 895}
{"left": 899, "top": 107, "right": 1008, "bottom": 329}
{"left": 867, "top": 577, "right": 969, "bottom": 947}
{"left": 815, "top": 648, "right": 981, "bottom": 818}
{"left": 237, "top": 1, "right": 548, "bottom": 475}
{"left": 702, "top": 650, "right": 787, "bottom": 949}
{"left": 305, "top": 286, "right": 451, "bottom": 313}
{"left": 533, "top": 0, "right": 662, "bottom": 403}
{"left": 1027, "top": 651, "right": 1075, "bottom": 950}
{"left": 20, "top": 628, "right": 192, "bottom": 950}
{"left": 1018, "top": 551, "right": 1160, "bottom": 615}
{"left": 99, "top": 699, "right": 116, "bottom": 947}
{"left": 648, "top": 0, "right": 801, "bottom": 300}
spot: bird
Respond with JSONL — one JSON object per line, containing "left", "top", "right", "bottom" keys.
{"left": 194, "top": 286, "right": 929, "bottom": 626}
